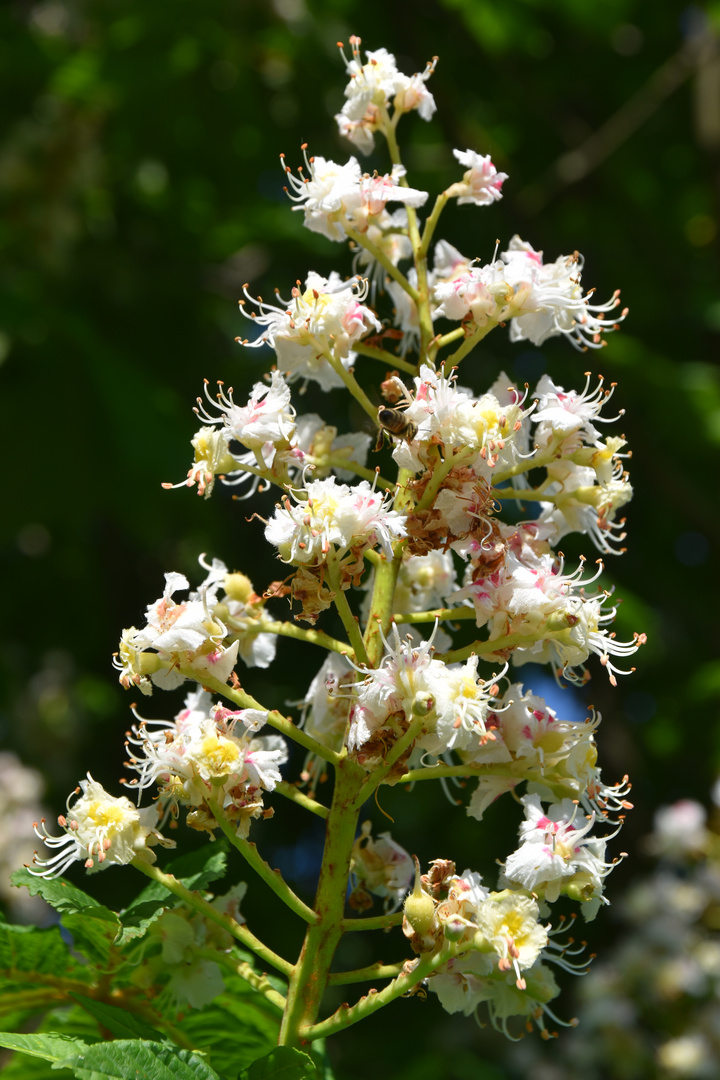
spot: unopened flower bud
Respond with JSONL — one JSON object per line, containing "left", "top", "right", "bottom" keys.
{"left": 404, "top": 856, "right": 435, "bottom": 936}
{"left": 473, "top": 930, "right": 493, "bottom": 953}
{"left": 563, "top": 871, "right": 598, "bottom": 903}
{"left": 545, "top": 611, "right": 577, "bottom": 633}
{"left": 441, "top": 914, "right": 470, "bottom": 942}
{"left": 412, "top": 692, "right": 435, "bottom": 717}
{"left": 224, "top": 573, "right": 254, "bottom": 604}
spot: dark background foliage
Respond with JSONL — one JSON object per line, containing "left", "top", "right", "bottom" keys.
{"left": 2, "top": 0, "right": 719, "bottom": 1075}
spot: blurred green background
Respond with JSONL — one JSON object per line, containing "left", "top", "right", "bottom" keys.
{"left": 2, "top": 0, "right": 720, "bottom": 1075}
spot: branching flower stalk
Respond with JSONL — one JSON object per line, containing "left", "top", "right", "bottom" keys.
{"left": 25, "top": 34, "right": 644, "bottom": 1059}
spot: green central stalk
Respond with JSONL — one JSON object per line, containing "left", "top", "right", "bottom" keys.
{"left": 278, "top": 757, "right": 366, "bottom": 1046}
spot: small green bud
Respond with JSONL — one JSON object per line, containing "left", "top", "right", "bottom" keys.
{"left": 404, "top": 856, "right": 435, "bottom": 936}
{"left": 412, "top": 692, "right": 435, "bottom": 717}
{"left": 224, "top": 573, "right": 254, "bottom": 603}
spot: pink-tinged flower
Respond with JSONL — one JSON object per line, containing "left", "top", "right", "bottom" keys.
{"left": 196, "top": 370, "right": 296, "bottom": 452}
{"left": 389, "top": 364, "right": 528, "bottom": 476}
{"left": 124, "top": 689, "right": 287, "bottom": 837}
{"left": 335, "top": 37, "right": 437, "bottom": 154}
{"left": 114, "top": 563, "right": 240, "bottom": 696}
{"left": 30, "top": 775, "right": 173, "bottom": 877}
{"left": 503, "top": 793, "right": 623, "bottom": 912}
{"left": 533, "top": 372, "right": 623, "bottom": 442}
{"left": 501, "top": 235, "right": 627, "bottom": 351}
{"left": 238, "top": 271, "right": 381, "bottom": 390}
{"left": 282, "top": 149, "right": 427, "bottom": 239}
{"left": 649, "top": 800, "right": 710, "bottom": 858}
{"left": 265, "top": 475, "right": 406, "bottom": 566}
{"left": 450, "top": 149, "right": 508, "bottom": 206}
{"left": 349, "top": 624, "right": 502, "bottom": 756}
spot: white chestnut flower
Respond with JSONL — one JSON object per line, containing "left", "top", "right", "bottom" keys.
{"left": 31, "top": 775, "right": 173, "bottom": 877}
{"left": 449, "top": 149, "right": 508, "bottom": 206}
{"left": 473, "top": 890, "right": 548, "bottom": 989}
{"left": 196, "top": 370, "right": 296, "bottom": 452}
{"left": 282, "top": 149, "right": 427, "bottom": 240}
{"left": 503, "top": 793, "right": 623, "bottom": 913}
{"left": 239, "top": 271, "right": 381, "bottom": 390}
{"left": 114, "top": 564, "right": 240, "bottom": 696}
{"left": 125, "top": 689, "right": 286, "bottom": 837}
{"left": 265, "top": 476, "right": 406, "bottom": 566}
{"left": 501, "top": 235, "right": 627, "bottom": 350}
{"left": 335, "top": 37, "right": 436, "bottom": 155}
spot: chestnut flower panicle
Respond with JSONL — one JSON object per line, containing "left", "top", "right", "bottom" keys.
{"left": 31, "top": 33, "right": 645, "bottom": 1055}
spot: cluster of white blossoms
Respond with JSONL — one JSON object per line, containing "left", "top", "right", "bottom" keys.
{"left": 335, "top": 36, "right": 437, "bottom": 154}
{"left": 114, "top": 557, "right": 279, "bottom": 696}
{"left": 125, "top": 688, "right": 287, "bottom": 838}
{"left": 32, "top": 36, "right": 644, "bottom": 1045}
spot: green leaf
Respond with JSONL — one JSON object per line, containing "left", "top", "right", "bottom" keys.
{"left": 0, "top": 1032, "right": 89, "bottom": 1062}
{"left": 179, "top": 973, "right": 281, "bottom": 1076}
{"left": 11, "top": 870, "right": 104, "bottom": 917}
{"left": 61, "top": 908, "right": 120, "bottom": 965}
{"left": 0, "top": 1048, "right": 75, "bottom": 1080}
{"left": 115, "top": 844, "right": 228, "bottom": 947}
{"left": 239, "top": 1047, "right": 319, "bottom": 1080}
{"left": 0, "top": 922, "right": 74, "bottom": 982}
{"left": 0, "top": 1005, "right": 101, "bottom": 1080}
{"left": 113, "top": 898, "right": 168, "bottom": 947}
{"left": 67, "top": 993, "right": 165, "bottom": 1042}
{"left": 58, "top": 1039, "right": 224, "bottom": 1080}
{"left": 163, "top": 844, "right": 230, "bottom": 892}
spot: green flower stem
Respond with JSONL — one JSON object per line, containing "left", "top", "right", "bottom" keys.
{"left": 362, "top": 465, "right": 416, "bottom": 667}
{"left": 303, "top": 941, "right": 455, "bottom": 1042}
{"left": 391, "top": 606, "right": 477, "bottom": 625}
{"left": 435, "top": 627, "right": 569, "bottom": 666}
{"left": 318, "top": 455, "right": 395, "bottom": 492}
{"left": 275, "top": 780, "right": 329, "bottom": 820}
{"left": 323, "top": 352, "right": 379, "bottom": 423}
{"left": 278, "top": 757, "right": 366, "bottom": 1046}
{"left": 206, "top": 797, "right": 318, "bottom": 925}
{"left": 195, "top": 947, "right": 286, "bottom": 1012}
{"left": 352, "top": 342, "right": 417, "bottom": 376}
{"left": 418, "top": 191, "right": 450, "bottom": 259}
{"left": 496, "top": 484, "right": 601, "bottom": 508}
{"left": 0, "top": 971, "right": 97, "bottom": 995}
{"left": 326, "top": 553, "right": 369, "bottom": 667}
{"left": 343, "top": 224, "right": 419, "bottom": 303}
{"left": 492, "top": 483, "right": 553, "bottom": 502}
{"left": 0, "top": 973, "right": 193, "bottom": 1048}
{"left": 130, "top": 858, "right": 293, "bottom": 978}
{"left": 362, "top": 549, "right": 402, "bottom": 669}
{"left": 341, "top": 911, "right": 404, "bottom": 932}
{"left": 354, "top": 714, "right": 428, "bottom": 808}
{"left": 239, "top": 620, "right": 353, "bottom": 661}
{"left": 402, "top": 762, "right": 523, "bottom": 783}
{"left": 442, "top": 321, "right": 497, "bottom": 373}
{"left": 327, "top": 961, "right": 405, "bottom": 986}
{"left": 382, "top": 113, "right": 434, "bottom": 359}
{"left": 434, "top": 328, "right": 465, "bottom": 349}
{"left": 180, "top": 668, "right": 342, "bottom": 766}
